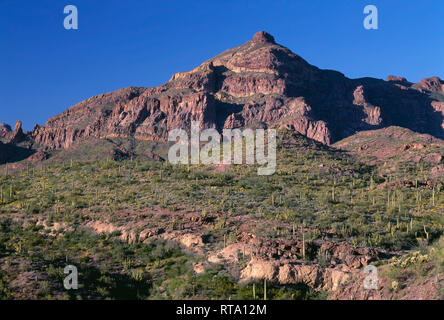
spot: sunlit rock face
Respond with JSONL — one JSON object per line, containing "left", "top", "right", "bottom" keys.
{"left": 25, "top": 31, "right": 444, "bottom": 150}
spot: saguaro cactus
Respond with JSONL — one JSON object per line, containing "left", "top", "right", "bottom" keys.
{"left": 302, "top": 228, "right": 306, "bottom": 259}
{"left": 263, "top": 279, "right": 267, "bottom": 301}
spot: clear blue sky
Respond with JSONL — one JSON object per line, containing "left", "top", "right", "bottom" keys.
{"left": 1, "top": 0, "right": 443, "bottom": 130}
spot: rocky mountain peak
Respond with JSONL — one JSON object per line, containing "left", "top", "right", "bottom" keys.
{"left": 14, "top": 32, "right": 444, "bottom": 153}
{"left": 13, "top": 120, "right": 22, "bottom": 133}
{"left": 417, "top": 76, "right": 444, "bottom": 93}
{"left": 251, "top": 31, "right": 275, "bottom": 44}
{"left": 386, "top": 75, "right": 409, "bottom": 83}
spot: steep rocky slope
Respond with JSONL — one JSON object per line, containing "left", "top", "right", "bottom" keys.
{"left": 334, "top": 126, "right": 444, "bottom": 178}
{"left": 10, "top": 31, "right": 441, "bottom": 155}
{"left": 1, "top": 130, "right": 442, "bottom": 299}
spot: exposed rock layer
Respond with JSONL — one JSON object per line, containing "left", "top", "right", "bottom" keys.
{"left": 7, "top": 31, "right": 444, "bottom": 152}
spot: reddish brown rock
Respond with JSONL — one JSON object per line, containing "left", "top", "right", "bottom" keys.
{"left": 10, "top": 121, "right": 25, "bottom": 143}
{"left": 240, "top": 258, "right": 350, "bottom": 292}
{"left": 320, "top": 242, "right": 381, "bottom": 269}
{"left": 424, "top": 152, "right": 442, "bottom": 164}
{"left": 416, "top": 76, "right": 444, "bottom": 93}
{"left": 0, "top": 123, "right": 12, "bottom": 140}
{"left": 431, "top": 165, "right": 444, "bottom": 178}
{"left": 401, "top": 143, "right": 426, "bottom": 151}
{"left": 252, "top": 31, "right": 276, "bottom": 44}
{"left": 109, "top": 147, "right": 132, "bottom": 161}
{"left": 0, "top": 121, "right": 26, "bottom": 144}
{"left": 26, "top": 151, "right": 48, "bottom": 163}
{"left": 20, "top": 31, "right": 444, "bottom": 153}
{"left": 386, "top": 75, "right": 409, "bottom": 83}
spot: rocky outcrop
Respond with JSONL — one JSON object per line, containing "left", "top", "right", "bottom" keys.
{"left": 0, "top": 121, "right": 26, "bottom": 144}
{"left": 209, "top": 237, "right": 384, "bottom": 293}
{"left": 0, "top": 141, "right": 7, "bottom": 164}
{"left": 386, "top": 75, "right": 409, "bottom": 83}
{"left": 240, "top": 258, "right": 350, "bottom": 292}
{"left": 431, "top": 165, "right": 444, "bottom": 178}
{"left": 11, "top": 121, "right": 25, "bottom": 143}
{"left": 415, "top": 76, "right": 444, "bottom": 93}
{"left": 26, "top": 151, "right": 48, "bottom": 163}
{"left": 147, "top": 151, "right": 165, "bottom": 162}
{"left": 15, "top": 31, "right": 443, "bottom": 153}
{"left": 319, "top": 242, "right": 381, "bottom": 269}
{"left": 333, "top": 126, "right": 444, "bottom": 170}
{"left": 252, "top": 31, "right": 276, "bottom": 44}
{"left": 0, "top": 123, "right": 12, "bottom": 140}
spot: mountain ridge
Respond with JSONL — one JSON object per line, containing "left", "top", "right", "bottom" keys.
{"left": 2, "top": 31, "right": 444, "bottom": 156}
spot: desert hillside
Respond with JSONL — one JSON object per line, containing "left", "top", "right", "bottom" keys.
{"left": 0, "top": 32, "right": 443, "bottom": 300}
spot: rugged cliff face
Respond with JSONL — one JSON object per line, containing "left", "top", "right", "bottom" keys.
{"left": 10, "top": 31, "right": 444, "bottom": 152}
{"left": 0, "top": 141, "right": 7, "bottom": 164}
{"left": 0, "top": 121, "right": 26, "bottom": 144}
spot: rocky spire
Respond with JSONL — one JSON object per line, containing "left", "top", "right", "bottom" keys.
{"left": 10, "top": 120, "right": 25, "bottom": 144}
{"left": 251, "top": 31, "right": 275, "bottom": 44}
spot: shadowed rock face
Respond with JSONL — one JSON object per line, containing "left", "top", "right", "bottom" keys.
{"left": 0, "top": 140, "right": 34, "bottom": 164}
{"left": 19, "top": 31, "right": 444, "bottom": 150}
{"left": 0, "top": 123, "right": 12, "bottom": 139}
{"left": 0, "top": 141, "right": 7, "bottom": 164}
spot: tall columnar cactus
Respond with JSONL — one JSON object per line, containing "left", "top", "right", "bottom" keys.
{"left": 302, "top": 229, "right": 306, "bottom": 259}
{"left": 263, "top": 279, "right": 267, "bottom": 301}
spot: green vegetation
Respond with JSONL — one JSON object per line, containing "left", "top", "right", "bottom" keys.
{"left": 0, "top": 130, "right": 442, "bottom": 299}
{"left": 1, "top": 132, "right": 442, "bottom": 250}
{"left": 383, "top": 235, "right": 444, "bottom": 298}
{"left": 0, "top": 218, "right": 318, "bottom": 300}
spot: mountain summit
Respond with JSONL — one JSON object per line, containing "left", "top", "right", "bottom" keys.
{"left": 5, "top": 31, "right": 443, "bottom": 152}
{"left": 251, "top": 31, "right": 276, "bottom": 44}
